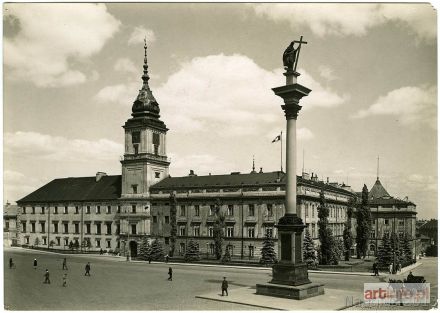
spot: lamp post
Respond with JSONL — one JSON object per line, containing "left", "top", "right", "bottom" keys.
{"left": 126, "top": 207, "right": 131, "bottom": 262}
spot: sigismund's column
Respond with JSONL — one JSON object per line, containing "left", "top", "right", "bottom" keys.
{"left": 256, "top": 38, "right": 324, "bottom": 300}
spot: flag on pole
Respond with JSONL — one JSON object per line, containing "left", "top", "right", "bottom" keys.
{"left": 272, "top": 134, "right": 281, "bottom": 143}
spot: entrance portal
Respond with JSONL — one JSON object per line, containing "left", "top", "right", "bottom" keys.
{"left": 129, "top": 241, "right": 138, "bottom": 257}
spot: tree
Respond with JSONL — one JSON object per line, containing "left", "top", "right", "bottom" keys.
{"left": 49, "top": 240, "right": 56, "bottom": 249}
{"left": 356, "top": 185, "right": 372, "bottom": 259}
{"left": 68, "top": 240, "right": 74, "bottom": 251}
{"left": 185, "top": 239, "right": 201, "bottom": 262}
{"left": 390, "top": 233, "right": 401, "bottom": 270}
{"left": 34, "top": 237, "right": 40, "bottom": 247}
{"left": 402, "top": 233, "right": 413, "bottom": 264}
{"left": 221, "top": 247, "right": 232, "bottom": 264}
{"left": 330, "top": 237, "right": 344, "bottom": 265}
{"left": 317, "top": 189, "right": 333, "bottom": 265}
{"left": 139, "top": 236, "right": 152, "bottom": 260}
{"left": 149, "top": 238, "right": 164, "bottom": 261}
{"left": 169, "top": 193, "right": 177, "bottom": 257}
{"left": 377, "top": 233, "right": 393, "bottom": 267}
{"left": 74, "top": 240, "right": 80, "bottom": 251}
{"left": 260, "top": 234, "right": 277, "bottom": 266}
{"left": 343, "top": 198, "right": 355, "bottom": 261}
{"left": 303, "top": 229, "right": 316, "bottom": 267}
{"left": 213, "top": 199, "right": 225, "bottom": 260}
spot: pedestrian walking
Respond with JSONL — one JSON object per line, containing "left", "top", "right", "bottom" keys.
{"left": 33, "top": 258, "right": 38, "bottom": 270}
{"left": 221, "top": 277, "right": 228, "bottom": 296}
{"left": 168, "top": 267, "right": 173, "bottom": 281}
{"left": 372, "top": 262, "right": 378, "bottom": 276}
{"left": 43, "top": 269, "right": 51, "bottom": 284}
{"left": 165, "top": 254, "right": 169, "bottom": 263}
{"left": 85, "top": 262, "right": 91, "bottom": 276}
{"left": 389, "top": 263, "right": 393, "bottom": 274}
{"left": 9, "top": 257, "right": 14, "bottom": 269}
{"left": 398, "top": 262, "right": 402, "bottom": 273}
{"left": 62, "top": 257, "right": 68, "bottom": 270}
{"left": 62, "top": 273, "right": 67, "bottom": 287}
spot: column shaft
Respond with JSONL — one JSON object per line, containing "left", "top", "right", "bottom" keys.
{"left": 285, "top": 117, "right": 297, "bottom": 215}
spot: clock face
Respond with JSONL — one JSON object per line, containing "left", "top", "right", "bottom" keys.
{"left": 132, "top": 131, "right": 140, "bottom": 144}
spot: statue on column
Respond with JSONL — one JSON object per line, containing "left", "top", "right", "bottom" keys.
{"left": 283, "top": 42, "right": 298, "bottom": 71}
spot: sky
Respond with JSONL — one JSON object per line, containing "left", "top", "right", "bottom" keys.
{"left": 3, "top": 3, "right": 437, "bottom": 219}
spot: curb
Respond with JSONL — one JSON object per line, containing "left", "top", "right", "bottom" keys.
{"left": 195, "top": 295, "right": 284, "bottom": 311}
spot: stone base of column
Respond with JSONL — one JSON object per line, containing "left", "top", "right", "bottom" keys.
{"left": 271, "top": 262, "right": 311, "bottom": 286}
{"left": 256, "top": 281, "right": 325, "bottom": 300}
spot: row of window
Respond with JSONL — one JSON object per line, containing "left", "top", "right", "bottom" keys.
{"left": 374, "top": 219, "right": 406, "bottom": 225}
{"left": 304, "top": 204, "right": 346, "bottom": 219}
{"left": 176, "top": 225, "right": 274, "bottom": 238}
{"left": 307, "top": 223, "right": 345, "bottom": 238}
{"left": 22, "top": 205, "right": 147, "bottom": 215}
{"left": 177, "top": 203, "right": 274, "bottom": 217}
{"left": 23, "top": 236, "right": 114, "bottom": 249}
{"left": 22, "top": 221, "right": 121, "bottom": 235}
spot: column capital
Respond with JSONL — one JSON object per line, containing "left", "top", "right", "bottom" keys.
{"left": 272, "top": 83, "right": 311, "bottom": 120}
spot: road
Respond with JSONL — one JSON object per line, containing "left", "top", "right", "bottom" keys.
{"left": 4, "top": 248, "right": 437, "bottom": 310}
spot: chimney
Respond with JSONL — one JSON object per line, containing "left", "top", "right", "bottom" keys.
{"left": 96, "top": 172, "right": 107, "bottom": 182}
{"left": 188, "top": 170, "right": 196, "bottom": 176}
{"left": 259, "top": 167, "right": 263, "bottom": 173}
{"left": 302, "top": 172, "right": 310, "bottom": 180}
{"left": 326, "top": 177, "right": 329, "bottom": 184}
{"left": 311, "top": 173, "right": 318, "bottom": 182}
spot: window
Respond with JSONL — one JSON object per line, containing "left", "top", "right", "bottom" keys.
{"left": 248, "top": 204, "right": 255, "bottom": 216}
{"left": 64, "top": 206, "right": 68, "bottom": 214}
{"left": 31, "top": 222, "right": 36, "bottom": 233}
{"left": 153, "top": 216, "right": 158, "bottom": 223}
{"left": 266, "top": 227, "right": 273, "bottom": 238}
{"left": 25, "top": 237, "right": 30, "bottom": 244}
{"left": 64, "top": 238, "right": 69, "bottom": 246}
{"left": 131, "top": 224, "right": 137, "bottom": 235}
{"left": 53, "top": 223, "right": 58, "bottom": 233}
{"left": 248, "top": 227, "right": 255, "bottom": 238}
{"left": 134, "top": 144, "right": 139, "bottom": 155}
{"left": 116, "top": 224, "right": 120, "bottom": 235}
{"left": 132, "top": 205, "right": 136, "bottom": 213}
{"left": 226, "top": 226, "right": 234, "bottom": 238}
{"left": 305, "top": 204, "right": 309, "bottom": 217}
{"left": 209, "top": 205, "right": 215, "bottom": 216}
{"left": 96, "top": 223, "right": 101, "bottom": 235}
{"left": 22, "top": 207, "right": 27, "bottom": 214}
{"left": 106, "top": 223, "right": 112, "bottom": 235}
{"left": 117, "top": 206, "right": 121, "bottom": 213}
{"left": 193, "top": 225, "right": 200, "bottom": 237}
{"left": 56, "top": 237, "right": 61, "bottom": 246}
{"left": 153, "top": 133, "right": 160, "bottom": 156}
{"left": 154, "top": 145, "right": 159, "bottom": 155}
{"left": 208, "top": 226, "right": 214, "bottom": 237}
{"left": 194, "top": 205, "right": 200, "bottom": 216}
{"left": 132, "top": 185, "right": 138, "bottom": 194}
{"left": 180, "top": 205, "right": 186, "bottom": 216}
{"left": 75, "top": 206, "right": 79, "bottom": 214}
{"left": 267, "top": 204, "right": 273, "bottom": 216}
{"left": 132, "top": 131, "right": 140, "bottom": 144}
{"left": 22, "top": 222, "right": 26, "bottom": 232}
{"left": 179, "top": 242, "right": 185, "bottom": 255}
{"left": 155, "top": 172, "right": 160, "bottom": 178}
{"left": 106, "top": 240, "right": 111, "bottom": 248}
{"left": 372, "top": 219, "right": 376, "bottom": 225}
{"left": 54, "top": 206, "right": 58, "bottom": 214}
{"left": 165, "top": 237, "right": 170, "bottom": 245}
{"left": 63, "top": 223, "right": 68, "bottom": 234}
{"left": 227, "top": 205, "right": 234, "bottom": 216}
{"left": 43, "top": 237, "right": 47, "bottom": 245}
{"left": 86, "top": 206, "right": 91, "bottom": 214}
{"left": 41, "top": 207, "right": 45, "bottom": 214}
{"left": 107, "top": 206, "right": 111, "bottom": 214}
{"left": 74, "top": 223, "right": 79, "bottom": 234}
{"left": 40, "top": 222, "right": 46, "bottom": 233}
{"left": 312, "top": 205, "right": 315, "bottom": 217}
{"left": 312, "top": 223, "right": 315, "bottom": 238}
{"left": 249, "top": 245, "right": 254, "bottom": 257}
{"left": 399, "top": 219, "right": 404, "bottom": 226}
{"left": 96, "top": 206, "right": 101, "bottom": 214}
{"left": 32, "top": 207, "right": 35, "bottom": 214}
{"left": 96, "top": 239, "right": 101, "bottom": 248}
{"left": 5, "top": 221, "right": 9, "bottom": 230}
{"left": 384, "top": 219, "right": 389, "bottom": 225}
{"left": 179, "top": 226, "right": 186, "bottom": 236}
{"left": 164, "top": 216, "right": 170, "bottom": 224}
{"left": 86, "top": 224, "right": 91, "bottom": 234}
{"left": 370, "top": 231, "right": 375, "bottom": 238}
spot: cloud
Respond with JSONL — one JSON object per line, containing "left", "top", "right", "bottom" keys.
{"left": 4, "top": 3, "right": 120, "bottom": 87}
{"left": 319, "top": 65, "right": 338, "bottom": 81}
{"left": 95, "top": 82, "right": 139, "bottom": 106}
{"left": 252, "top": 3, "right": 436, "bottom": 40}
{"left": 4, "top": 131, "right": 123, "bottom": 162}
{"left": 352, "top": 85, "right": 436, "bottom": 128}
{"left": 128, "top": 26, "right": 156, "bottom": 45}
{"left": 298, "top": 128, "right": 314, "bottom": 141}
{"left": 4, "top": 170, "right": 48, "bottom": 204}
{"left": 114, "top": 58, "right": 137, "bottom": 74}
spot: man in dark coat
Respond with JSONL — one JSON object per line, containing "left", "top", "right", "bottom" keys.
{"left": 33, "top": 258, "right": 38, "bottom": 270}
{"left": 43, "top": 269, "right": 50, "bottom": 284}
{"left": 9, "top": 257, "right": 14, "bottom": 269}
{"left": 222, "top": 277, "right": 228, "bottom": 296}
{"left": 168, "top": 267, "right": 173, "bottom": 281}
{"left": 85, "top": 262, "right": 91, "bottom": 276}
{"left": 62, "top": 257, "right": 68, "bottom": 270}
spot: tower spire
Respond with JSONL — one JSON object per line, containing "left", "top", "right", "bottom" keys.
{"left": 142, "top": 36, "right": 150, "bottom": 86}
{"left": 377, "top": 156, "right": 380, "bottom": 181}
{"left": 251, "top": 155, "right": 256, "bottom": 173}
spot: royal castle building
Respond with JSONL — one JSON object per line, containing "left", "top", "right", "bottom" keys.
{"left": 15, "top": 45, "right": 416, "bottom": 259}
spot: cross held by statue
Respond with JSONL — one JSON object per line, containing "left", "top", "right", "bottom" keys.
{"left": 283, "top": 35, "right": 307, "bottom": 74}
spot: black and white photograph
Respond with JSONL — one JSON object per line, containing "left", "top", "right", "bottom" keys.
{"left": 3, "top": 2, "right": 438, "bottom": 310}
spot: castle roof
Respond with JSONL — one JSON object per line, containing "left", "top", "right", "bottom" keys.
{"left": 369, "top": 178, "right": 390, "bottom": 199}
{"left": 17, "top": 175, "right": 121, "bottom": 204}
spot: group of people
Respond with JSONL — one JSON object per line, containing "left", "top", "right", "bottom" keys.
{"left": 372, "top": 261, "right": 403, "bottom": 276}
{"left": 9, "top": 256, "right": 93, "bottom": 287}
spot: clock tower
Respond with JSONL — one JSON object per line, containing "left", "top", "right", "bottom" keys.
{"left": 121, "top": 41, "right": 170, "bottom": 198}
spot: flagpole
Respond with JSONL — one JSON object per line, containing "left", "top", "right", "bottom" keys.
{"left": 280, "top": 131, "right": 283, "bottom": 172}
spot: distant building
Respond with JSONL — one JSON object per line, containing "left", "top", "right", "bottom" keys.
{"left": 418, "top": 219, "right": 438, "bottom": 247}
{"left": 3, "top": 202, "right": 19, "bottom": 247}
